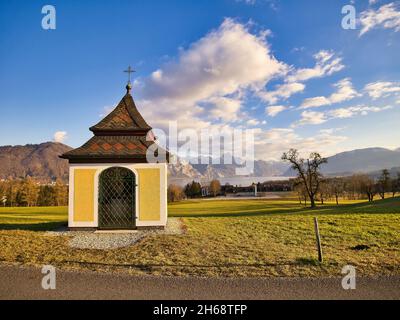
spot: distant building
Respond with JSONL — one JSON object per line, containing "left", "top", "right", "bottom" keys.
{"left": 222, "top": 184, "right": 257, "bottom": 197}
{"left": 221, "top": 180, "right": 292, "bottom": 197}
{"left": 201, "top": 186, "right": 210, "bottom": 197}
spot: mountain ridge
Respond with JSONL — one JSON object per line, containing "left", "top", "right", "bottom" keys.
{"left": 0, "top": 142, "right": 399, "bottom": 182}
{"left": 0, "top": 142, "right": 72, "bottom": 182}
{"left": 283, "top": 147, "right": 400, "bottom": 177}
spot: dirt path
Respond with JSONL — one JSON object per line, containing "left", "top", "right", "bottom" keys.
{"left": 0, "top": 265, "right": 399, "bottom": 300}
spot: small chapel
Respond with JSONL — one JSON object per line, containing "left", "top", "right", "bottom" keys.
{"left": 61, "top": 68, "right": 168, "bottom": 230}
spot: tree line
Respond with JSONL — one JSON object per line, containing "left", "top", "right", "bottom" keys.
{"left": 283, "top": 149, "right": 400, "bottom": 207}
{"left": 168, "top": 180, "right": 222, "bottom": 202}
{"left": 0, "top": 178, "right": 68, "bottom": 207}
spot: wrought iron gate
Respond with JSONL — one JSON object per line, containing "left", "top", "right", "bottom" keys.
{"left": 98, "top": 167, "right": 136, "bottom": 229}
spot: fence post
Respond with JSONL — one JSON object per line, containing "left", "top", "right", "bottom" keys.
{"left": 314, "top": 217, "right": 323, "bottom": 263}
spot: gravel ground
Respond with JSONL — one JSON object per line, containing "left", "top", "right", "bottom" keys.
{"left": 46, "top": 218, "right": 185, "bottom": 250}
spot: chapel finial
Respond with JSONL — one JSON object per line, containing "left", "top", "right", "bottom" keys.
{"left": 126, "top": 82, "right": 132, "bottom": 94}
{"left": 123, "top": 66, "right": 135, "bottom": 94}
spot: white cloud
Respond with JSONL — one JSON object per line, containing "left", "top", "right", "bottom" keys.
{"left": 360, "top": 2, "right": 400, "bottom": 36}
{"left": 319, "top": 128, "right": 344, "bottom": 135}
{"left": 292, "top": 110, "right": 327, "bottom": 127}
{"left": 300, "top": 96, "right": 331, "bottom": 109}
{"left": 265, "top": 105, "right": 287, "bottom": 117}
{"left": 208, "top": 97, "right": 242, "bottom": 122}
{"left": 137, "top": 18, "right": 287, "bottom": 130}
{"left": 294, "top": 104, "right": 393, "bottom": 127}
{"left": 260, "top": 50, "right": 345, "bottom": 105}
{"left": 287, "top": 50, "right": 345, "bottom": 83}
{"left": 364, "top": 81, "right": 400, "bottom": 99}
{"left": 330, "top": 78, "right": 360, "bottom": 103}
{"left": 329, "top": 105, "right": 393, "bottom": 119}
{"left": 54, "top": 131, "right": 67, "bottom": 143}
{"left": 300, "top": 78, "right": 360, "bottom": 109}
{"left": 292, "top": 105, "right": 393, "bottom": 128}
{"left": 260, "top": 82, "right": 305, "bottom": 104}
{"left": 246, "top": 118, "right": 261, "bottom": 126}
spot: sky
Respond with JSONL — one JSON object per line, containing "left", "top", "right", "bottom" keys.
{"left": 0, "top": 0, "right": 399, "bottom": 161}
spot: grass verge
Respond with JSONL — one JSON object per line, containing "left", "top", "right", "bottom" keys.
{"left": 0, "top": 197, "right": 399, "bottom": 277}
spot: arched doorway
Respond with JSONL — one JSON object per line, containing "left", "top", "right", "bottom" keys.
{"left": 98, "top": 167, "right": 136, "bottom": 229}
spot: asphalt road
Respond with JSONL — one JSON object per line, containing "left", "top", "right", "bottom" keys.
{"left": 0, "top": 265, "right": 399, "bottom": 300}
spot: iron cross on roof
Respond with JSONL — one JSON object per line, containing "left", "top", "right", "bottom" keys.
{"left": 124, "top": 66, "right": 135, "bottom": 84}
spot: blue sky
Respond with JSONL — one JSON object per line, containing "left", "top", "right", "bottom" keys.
{"left": 0, "top": 0, "right": 399, "bottom": 160}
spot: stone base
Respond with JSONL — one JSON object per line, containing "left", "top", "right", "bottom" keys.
{"left": 136, "top": 226, "right": 165, "bottom": 231}
{"left": 68, "top": 226, "right": 165, "bottom": 231}
{"left": 68, "top": 227, "right": 97, "bottom": 231}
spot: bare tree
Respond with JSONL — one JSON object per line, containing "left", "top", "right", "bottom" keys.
{"left": 330, "top": 177, "right": 345, "bottom": 205}
{"left": 359, "top": 174, "right": 377, "bottom": 202}
{"left": 318, "top": 179, "right": 330, "bottom": 205}
{"left": 378, "top": 169, "right": 390, "bottom": 199}
{"left": 292, "top": 178, "right": 308, "bottom": 205}
{"left": 391, "top": 172, "right": 400, "bottom": 197}
{"left": 282, "top": 149, "right": 327, "bottom": 208}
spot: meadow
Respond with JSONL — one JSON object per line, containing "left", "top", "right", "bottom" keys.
{"left": 0, "top": 197, "right": 399, "bottom": 277}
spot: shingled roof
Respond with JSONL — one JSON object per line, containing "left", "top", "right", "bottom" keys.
{"left": 90, "top": 92, "right": 152, "bottom": 134}
{"left": 61, "top": 86, "right": 167, "bottom": 163}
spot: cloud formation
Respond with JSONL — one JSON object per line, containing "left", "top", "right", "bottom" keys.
{"left": 137, "top": 20, "right": 346, "bottom": 132}
{"left": 54, "top": 131, "right": 67, "bottom": 143}
{"left": 207, "top": 97, "right": 242, "bottom": 122}
{"left": 328, "top": 105, "right": 393, "bottom": 118}
{"left": 293, "top": 104, "right": 393, "bottom": 127}
{"left": 138, "top": 18, "right": 287, "bottom": 129}
{"left": 287, "top": 50, "right": 345, "bottom": 83}
{"left": 254, "top": 128, "right": 347, "bottom": 160}
{"left": 300, "top": 78, "right": 360, "bottom": 109}
{"left": 127, "top": 18, "right": 396, "bottom": 161}
{"left": 265, "top": 105, "right": 287, "bottom": 117}
{"left": 293, "top": 110, "right": 327, "bottom": 127}
{"left": 259, "top": 49, "right": 344, "bottom": 106}
{"left": 260, "top": 82, "right": 305, "bottom": 104}
{"left": 360, "top": 2, "right": 400, "bottom": 36}
{"left": 364, "top": 81, "right": 400, "bottom": 99}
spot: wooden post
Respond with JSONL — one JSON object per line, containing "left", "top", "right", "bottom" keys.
{"left": 314, "top": 217, "right": 323, "bottom": 263}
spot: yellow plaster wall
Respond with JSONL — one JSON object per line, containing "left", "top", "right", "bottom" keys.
{"left": 73, "top": 169, "right": 96, "bottom": 222}
{"left": 137, "top": 168, "right": 161, "bottom": 221}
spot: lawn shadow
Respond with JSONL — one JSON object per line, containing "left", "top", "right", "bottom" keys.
{"left": 296, "top": 257, "right": 322, "bottom": 266}
{"left": 59, "top": 259, "right": 325, "bottom": 271}
{"left": 0, "top": 221, "right": 67, "bottom": 232}
{"left": 169, "top": 196, "right": 400, "bottom": 218}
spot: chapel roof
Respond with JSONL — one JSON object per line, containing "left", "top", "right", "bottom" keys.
{"left": 89, "top": 90, "right": 152, "bottom": 134}
{"left": 60, "top": 135, "right": 155, "bottom": 162}
{"left": 61, "top": 84, "right": 167, "bottom": 163}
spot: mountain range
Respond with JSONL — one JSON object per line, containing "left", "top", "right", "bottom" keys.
{"left": 0, "top": 142, "right": 400, "bottom": 183}
{"left": 283, "top": 147, "right": 400, "bottom": 177}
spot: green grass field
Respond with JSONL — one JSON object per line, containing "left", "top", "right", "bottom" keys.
{"left": 0, "top": 197, "right": 399, "bottom": 277}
